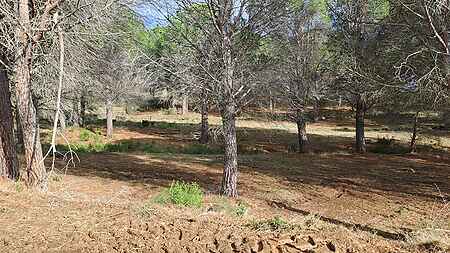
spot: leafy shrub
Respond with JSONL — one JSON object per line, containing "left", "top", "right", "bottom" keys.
{"left": 79, "top": 128, "right": 102, "bottom": 142}
{"left": 153, "top": 181, "right": 203, "bottom": 208}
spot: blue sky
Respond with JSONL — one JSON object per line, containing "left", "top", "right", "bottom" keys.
{"left": 133, "top": 2, "right": 170, "bottom": 28}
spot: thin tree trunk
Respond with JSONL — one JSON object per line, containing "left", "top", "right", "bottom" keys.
{"left": 80, "top": 93, "right": 86, "bottom": 127}
{"left": 410, "top": 111, "right": 420, "bottom": 153}
{"left": 59, "top": 110, "right": 66, "bottom": 131}
{"left": 72, "top": 99, "right": 80, "bottom": 127}
{"left": 355, "top": 97, "right": 366, "bottom": 153}
{"left": 16, "top": 0, "right": 46, "bottom": 189}
{"left": 220, "top": 104, "right": 238, "bottom": 197}
{"left": 199, "top": 92, "right": 209, "bottom": 144}
{"left": 296, "top": 109, "right": 309, "bottom": 153}
{"left": 182, "top": 95, "right": 189, "bottom": 115}
{"left": 106, "top": 100, "right": 113, "bottom": 138}
{"left": 0, "top": 52, "right": 20, "bottom": 180}
{"left": 312, "top": 99, "right": 320, "bottom": 122}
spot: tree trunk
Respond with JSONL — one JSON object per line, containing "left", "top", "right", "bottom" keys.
{"left": 296, "top": 109, "right": 309, "bottom": 153}
{"left": 220, "top": 104, "right": 238, "bottom": 197}
{"left": 80, "top": 94, "right": 86, "bottom": 127}
{"left": 0, "top": 53, "right": 20, "bottom": 180}
{"left": 355, "top": 97, "right": 366, "bottom": 153}
{"left": 220, "top": 30, "right": 238, "bottom": 197}
{"left": 16, "top": 0, "right": 46, "bottom": 189}
{"left": 106, "top": 100, "right": 113, "bottom": 138}
{"left": 72, "top": 100, "right": 80, "bottom": 127}
{"left": 182, "top": 95, "right": 189, "bottom": 115}
{"left": 312, "top": 99, "right": 320, "bottom": 122}
{"left": 59, "top": 110, "right": 66, "bottom": 131}
{"left": 410, "top": 111, "right": 420, "bottom": 153}
{"left": 199, "top": 93, "right": 209, "bottom": 144}
{"left": 15, "top": 107, "right": 24, "bottom": 152}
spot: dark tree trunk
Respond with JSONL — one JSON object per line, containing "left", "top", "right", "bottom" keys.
{"left": 15, "top": 49, "right": 46, "bottom": 189}
{"left": 106, "top": 100, "right": 113, "bottom": 138}
{"left": 80, "top": 94, "right": 86, "bottom": 127}
{"left": 312, "top": 99, "right": 320, "bottom": 122}
{"left": 15, "top": 107, "right": 24, "bottom": 152}
{"left": 16, "top": 0, "right": 47, "bottom": 189}
{"left": 220, "top": 103, "right": 238, "bottom": 197}
{"left": 355, "top": 97, "right": 366, "bottom": 153}
{"left": 296, "top": 109, "right": 309, "bottom": 153}
{"left": 199, "top": 93, "right": 209, "bottom": 144}
{"left": 410, "top": 111, "right": 420, "bottom": 153}
{"left": 0, "top": 53, "right": 20, "bottom": 180}
{"left": 182, "top": 95, "right": 189, "bottom": 115}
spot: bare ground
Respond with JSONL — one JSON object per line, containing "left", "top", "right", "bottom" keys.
{"left": 1, "top": 110, "right": 449, "bottom": 252}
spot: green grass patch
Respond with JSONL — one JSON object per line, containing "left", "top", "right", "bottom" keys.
{"left": 153, "top": 181, "right": 203, "bottom": 208}
{"left": 50, "top": 140, "right": 223, "bottom": 155}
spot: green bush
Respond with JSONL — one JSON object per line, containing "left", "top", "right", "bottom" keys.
{"left": 153, "top": 181, "right": 203, "bottom": 208}
{"left": 79, "top": 129, "right": 102, "bottom": 142}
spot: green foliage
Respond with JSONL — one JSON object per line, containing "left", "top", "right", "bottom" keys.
{"left": 53, "top": 139, "right": 223, "bottom": 155}
{"left": 79, "top": 129, "right": 102, "bottom": 142}
{"left": 153, "top": 181, "right": 203, "bottom": 208}
{"left": 248, "top": 216, "right": 292, "bottom": 231}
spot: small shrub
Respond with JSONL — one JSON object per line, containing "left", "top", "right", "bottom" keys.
{"left": 248, "top": 216, "right": 291, "bottom": 231}
{"left": 79, "top": 129, "right": 102, "bottom": 142}
{"left": 212, "top": 198, "right": 249, "bottom": 217}
{"left": 15, "top": 181, "right": 24, "bottom": 193}
{"left": 153, "top": 181, "right": 203, "bottom": 208}
{"left": 156, "top": 122, "right": 178, "bottom": 129}
{"left": 136, "top": 202, "right": 155, "bottom": 218}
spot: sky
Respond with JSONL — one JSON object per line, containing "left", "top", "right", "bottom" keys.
{"left": 133, "top": 2, "right": 171, "bottom": 28}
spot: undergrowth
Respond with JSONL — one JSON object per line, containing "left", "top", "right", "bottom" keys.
{"left": 153, "top": 181, "right": 203, "bottom": 208}
{"left": 247, "top": 216, "right": 292, "bottom": 231}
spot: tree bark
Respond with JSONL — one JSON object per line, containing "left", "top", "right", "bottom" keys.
{"left": 220, "top": 30, "right": 239, "bottom": 197}
{"left": 410, "top": 111, "right": 420, "bottom": 153}
{"left": 72, "top": 99, "right": 80, "bottom": 127}
{"left": 59, "top": 110, "right": 66, "bottom": 131}
{"left": 199, "top": 93, "right": 209, "bottom": 144}
{"left": 182, "top": 95, "right": 189, "bottom": 115}
{"left": 106, "top": 100, "right": 113, "bottom": 138}
{"left": 16, "top": 0, "right": 46, "bottom": 189}
{"left": 14, "top": 107, "right": 24, "bottom": 152}
{"left": 0, "top": 53, "right": 20, "bottom": 180}
{"left": 220, "top": 104, "right": 238, "bottom": 197}
{"left": 355, "top": 97, "right": 366, "bottom": 153}
{"left": 312, "top": 99, "right": 320, "bottom": 122}
{"left": 296, "top": 109, "right": 309, "bottom": 153}
{"left": 80, "top": 93, "right": 86, "bottom": 127}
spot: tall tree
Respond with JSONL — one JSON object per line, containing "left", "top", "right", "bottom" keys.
{"left": 0, "top": 49, "right": 20, "bottom": 180}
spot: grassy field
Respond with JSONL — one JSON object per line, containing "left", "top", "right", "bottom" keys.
{"left": 0, "top": 108, "right": 449, "bottom": 252}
